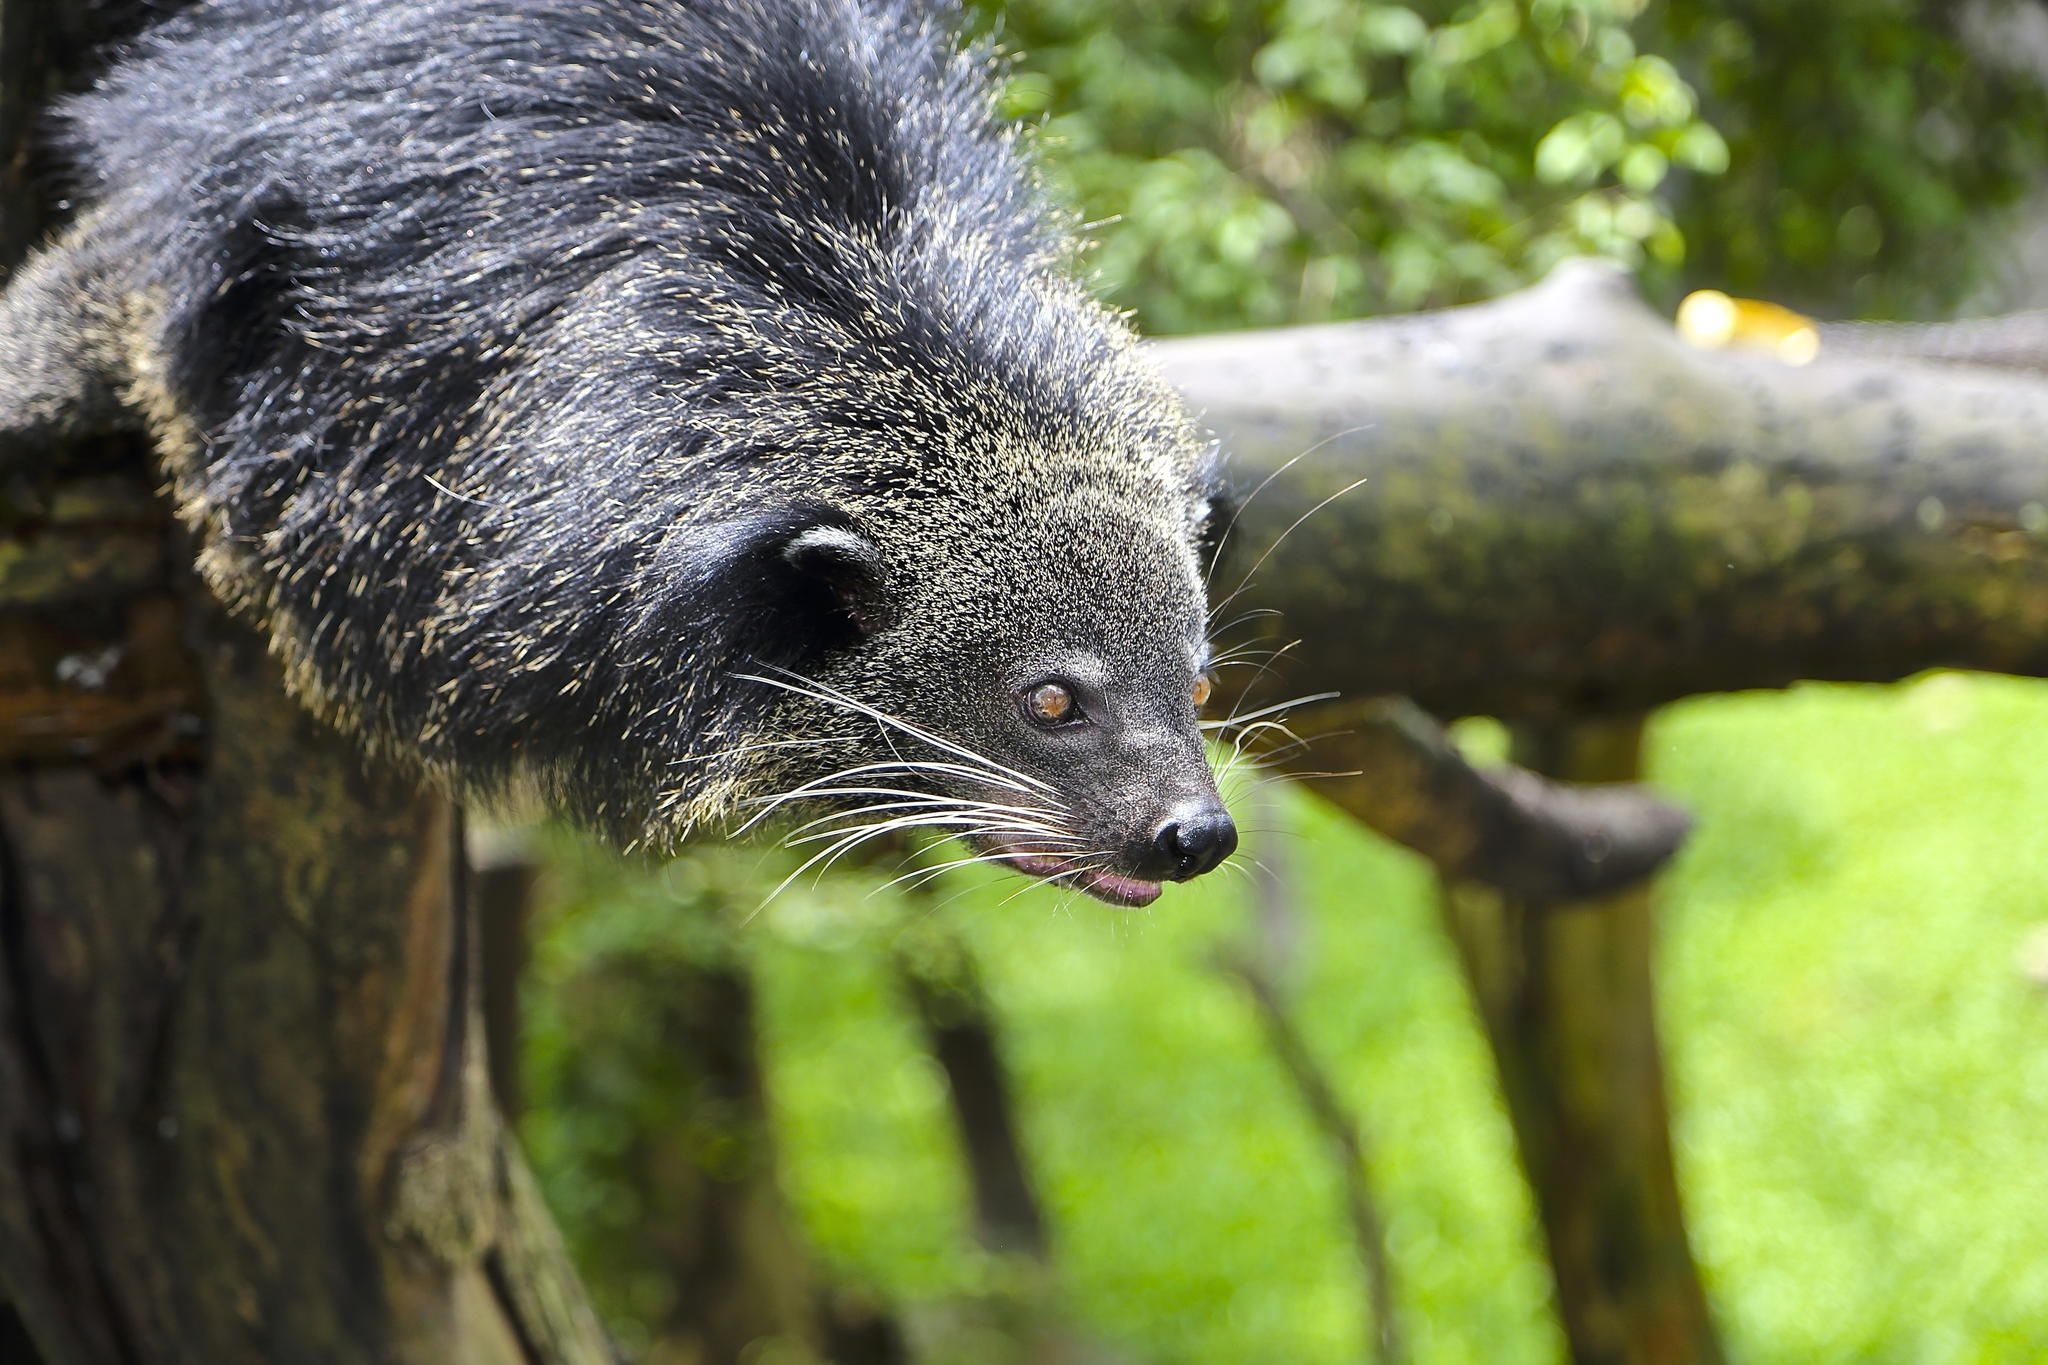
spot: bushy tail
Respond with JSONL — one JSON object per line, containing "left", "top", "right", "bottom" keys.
{"left": 0, "top": 216, "right": 136, "bottom": 457}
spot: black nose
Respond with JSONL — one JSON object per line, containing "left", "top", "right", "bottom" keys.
{"left": 1153, "top": 807, "right": 1238, "bottom": 880}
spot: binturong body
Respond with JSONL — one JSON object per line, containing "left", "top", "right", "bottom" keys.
{"left": 0, "top": 0, "right": 1238, "bottom": 905}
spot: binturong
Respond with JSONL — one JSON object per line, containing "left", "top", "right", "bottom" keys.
{"left": 0, "top": 0, "right": 1239, "bottom": 906}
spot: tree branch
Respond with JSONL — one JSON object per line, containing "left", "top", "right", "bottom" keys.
{"left": 1164, "top": 259, "right": 2048, "bottom": 723}
{"left": 1290, "top": 698, "right": 1692, "bottom": 902}
{"left": 1170, "top": 258, "right": 2048, "bottom": 893}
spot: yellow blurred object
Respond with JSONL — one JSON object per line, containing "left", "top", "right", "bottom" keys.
{"left": 1676, "top": 289, "right": 1820, "bottom": 366}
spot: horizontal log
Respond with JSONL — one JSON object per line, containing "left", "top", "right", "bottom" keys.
{"left": 1820, "top": 311, "right": 2048, "bottom": 375}
{"left": 1162, "top": 260, "right": 2048, "bottom": 721}
{"left": 20, "top": 263, "right": 2035, "bottom": 888}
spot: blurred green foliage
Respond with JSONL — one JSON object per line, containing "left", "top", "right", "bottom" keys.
{"left": 521, "top": 850, "right": 788, "bottom": 1359}
{"left": 1656, "top": 4, "right": 2048, "bottom": 318}
{"left": 1659, "top": 676, "right": 2048, "bottom": 1363}
{"left": 965, "top": 0, "right": 2048, "bottom": 329}
{"left": 528, "top": 675, "right": 2048, "bottom": 1363}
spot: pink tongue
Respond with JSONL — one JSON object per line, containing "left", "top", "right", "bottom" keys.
{"left": 1077, "top": 869, "right": 1162, "bottom": 907}
{"left": 998, "top": 850, "right": 1161, "bottom": 907}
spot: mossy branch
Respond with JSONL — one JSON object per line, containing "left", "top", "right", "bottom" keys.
{"left": 1166, "top": 260, "right": 2048, "bottom": 720}
{"left": 1170, "top": 260, "right": 2048, "bottom": 893}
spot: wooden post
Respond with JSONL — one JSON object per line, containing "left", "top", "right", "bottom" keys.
{"left": 0, "top": 3, "right": 611, "bottom": 1359}
{"left": 1436, "top": 718, "right": 1720, "bottom": 1365}
{"left": 0, "top": 601, "right": 613, "bottom": 1363}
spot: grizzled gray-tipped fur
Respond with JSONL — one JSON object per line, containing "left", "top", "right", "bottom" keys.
{"left": 1, "top": 0, "right": 1239, "bottom": 903}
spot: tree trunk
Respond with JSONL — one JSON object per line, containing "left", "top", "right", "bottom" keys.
{"left": 1434, "top": 719, "right": 1719, "bottom": 1365}
{"left": 0, "top": 602, "right": 613, "bottom": 1364}
{"left": 468, "top": 827, "right": 537, "bottom": 1119}
{"left": 0, "top": 3, "right": 612, "bottom": 1359}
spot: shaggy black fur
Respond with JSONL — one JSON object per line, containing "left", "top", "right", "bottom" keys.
{"left": 6, "top": 0, "right": 1228, "bottom": 877}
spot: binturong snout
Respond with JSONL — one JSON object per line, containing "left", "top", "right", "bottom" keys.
{"left": 1131, "top": 801, "right": 1239, "bottom": 883}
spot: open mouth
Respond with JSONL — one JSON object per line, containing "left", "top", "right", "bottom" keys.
{"left": 983, "top": 842, "right": 1163, "bottom": 908}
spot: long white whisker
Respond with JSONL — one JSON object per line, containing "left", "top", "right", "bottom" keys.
{"left": 738, "top": 667, "right": 1056, "bottom": 795}
{"left": 1225, "top": 718, "right": 1314, "bottom": 751}
{"left": 1203, "top": 691, "right": 1339, "bottom": 731}
{"left": 1207, "top": 607, "right": 1286, "bottom": 640}
{"left": 1209, "top": 643, "right": 1289, "bottom": 669}
{"left": 1203, "top": 424, "right": 1375, "bottom": 595}
{"left": 986, "top": 850, "right": 1117, "bottom": 911}
{"left": 747, "top": 784, "right": 1064, "bottom": 831}
{"left": 788, "top": 813, "right": 1069, "bottom": 854}
{"left": 1206, "top": 638, "right": 1304, "bottom": 702}
{"left": 749, "top": 758, "right": 1053, "bottom": 802}
{"left": 753, "top": 813, "right": 1012, "bottom": 917}
{"left": 1209, "top": 473, "right": 1373, "bottom": 622}
{"left": 1208, "top": 629, "right": 1293, "bottom": 661}
{"left": 733, "top": 764, "right": 1065, "bottom": 837}
{"left": 780, "top": 796, "right": 1067, "bottom": 842}
{"left": 869, "top": 843, "right": 1099, "bottom": 898}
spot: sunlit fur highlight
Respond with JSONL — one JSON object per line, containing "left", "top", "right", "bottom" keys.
{"left": 0, "top": 0, "right": 1224, "bottom": 850}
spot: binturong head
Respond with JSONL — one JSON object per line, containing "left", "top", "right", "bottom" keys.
{"left": 484, "top": 7, "right": 1246, "bottom": 905}
{"left": 917, "top": 488, "right": 1239, "bottom": 907}
{"left": 778, "top": 486, "right": 1235, "bottom": 907}
{"left": 669, "top": 364, "right": 1241, "bottom": 909}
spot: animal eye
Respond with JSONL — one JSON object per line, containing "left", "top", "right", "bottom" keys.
{"left": 1191, "top": 674, "right": 1214, "bottom": 709}
{"left": 1024, "top": 681, "right": 1076, "bottom": 727}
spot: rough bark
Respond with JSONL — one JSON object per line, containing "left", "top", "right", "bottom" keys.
{"left": 467, "top": 826, "right": 537, "bottom": 1119}
{"left": 0, "top": 603, "right": 613, "bottom": 1365}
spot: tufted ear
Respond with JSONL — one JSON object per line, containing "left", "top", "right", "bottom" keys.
{"left": 1194, "top": 478, "right": 1239, "bottom": 580}
{"left": 782, "top": 521, "right": 892, "bottom": 637}
{"left": 640, "top": 502, "right": 891, "bottom": 667}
